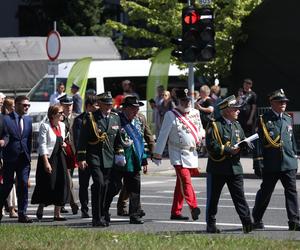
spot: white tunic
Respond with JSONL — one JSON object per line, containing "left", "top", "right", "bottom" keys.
{"left": 154, "top": 108, "right": 205, "bottom": 168}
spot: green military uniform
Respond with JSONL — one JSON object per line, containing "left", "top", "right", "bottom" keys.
{"left": 77, "top": 92, "right": 123, "bottom": 227}
{"left": 205, "top": 95, "right": 252, "bottom": 233}
{"left": 206, "top": 118, "right": 245, "bottom": 175}
{"left": 105, "top": 96, "right": 155, "bottom": 224}
{"left": 252, "top": 89, "right": 300, "bottom": 230}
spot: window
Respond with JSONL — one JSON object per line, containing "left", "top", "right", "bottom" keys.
{"left": 103, "top": 76, "right": 188, "bottom": 100}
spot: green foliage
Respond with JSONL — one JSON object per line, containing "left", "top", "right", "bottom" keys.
{"left": 105, "top": 0, "right": 262, "bottom": 80}
{"left": 58, "top": 0, "right": 110, "bottom": 36}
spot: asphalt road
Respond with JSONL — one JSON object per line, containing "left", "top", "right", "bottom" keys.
{"left": 2, "top": 169, "right": 300, "bottom": 240}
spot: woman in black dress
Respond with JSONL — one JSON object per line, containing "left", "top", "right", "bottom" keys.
{"left": 31, "top": 104, "right": 70, "bottom": 220}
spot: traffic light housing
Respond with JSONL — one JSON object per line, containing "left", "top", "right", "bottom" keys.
{"left": 177, "top": 6, "right": 215, "bottom": 63}
{"left": 181, "top": 5, "right": 200, "bottom": 62}
{"left": 198, "top": 7, "right": 215, "bottom": 62}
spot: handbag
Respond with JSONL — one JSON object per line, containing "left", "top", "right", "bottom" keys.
{"left": 64, "top": 142, "right": 78, "bottom": 169}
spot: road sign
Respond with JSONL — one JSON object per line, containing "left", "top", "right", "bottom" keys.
{"left": 46, "top": 30, "right": 61, "bottom": 61}
{"left": 48, "top": 61, "right": 59, "bottom": 75}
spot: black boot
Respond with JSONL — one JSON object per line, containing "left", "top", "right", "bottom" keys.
{"left": 206, "top": 223, "right": 221, "bottom": 233}
{"left": 288, "top": 221, "right": 300, "bottom": 231}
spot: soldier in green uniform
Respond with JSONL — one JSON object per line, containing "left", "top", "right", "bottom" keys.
{"left": 252, "top": 89, "right": 300, "bottom": 231}
{"left": 77, "top": 92, "right": 124, "bottom": 227}
{"left": 206, "top": 95, "right": 252, "bottom": 234}
{"left": 104, "top": 96, "right": 155, "bottom": 224}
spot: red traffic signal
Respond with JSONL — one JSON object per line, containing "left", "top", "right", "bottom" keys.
{"left": 183, "top": 9, "right": 199, "bottom": 25}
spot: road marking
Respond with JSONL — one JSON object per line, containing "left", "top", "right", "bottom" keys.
{"left": 155, "top": 220, "right": 288, "bottom": 229}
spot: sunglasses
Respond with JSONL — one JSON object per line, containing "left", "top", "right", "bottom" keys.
{"left": 18, "top": 103, "right": 31, "bottom": 108}
{"left": 57, "top": 111, "right": 64, "bottom": 115}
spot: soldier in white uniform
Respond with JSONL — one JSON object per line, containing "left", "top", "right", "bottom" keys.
{"left": 153, "top": 89, "right": 205, "bottom": 221}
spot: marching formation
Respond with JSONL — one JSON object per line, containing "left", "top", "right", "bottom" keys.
{"left": 0, "top": 86, "right": 299, "bottom": 234}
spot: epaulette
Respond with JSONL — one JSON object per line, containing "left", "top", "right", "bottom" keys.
{"left": 283, "top": 112, "right": 291, "bottom": 118}
{"left": 110, "top": 111, "right": 118, "bottom": 116}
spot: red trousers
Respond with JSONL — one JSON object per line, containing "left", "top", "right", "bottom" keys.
{"left": 171, "top": 165, "right": 198, "bottom": 216}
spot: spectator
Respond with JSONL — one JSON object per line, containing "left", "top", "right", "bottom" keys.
{"left": 158, "top": 90, "right": 176, "bottom": 126}
{"left": 1, "top": 97, "right": 18, "bottom": 218}
{"left": 195, "top": 85, "right": 214, "bottom": 129}
{"left": 49, "top": 82, "right": 65, "bottom": 106}
{"left": 238, "top": 78, "right": 257, "bottom": 138}
{"left": 31, "top": 104, "right": 70, "bottom": 221}
{"left": 153, "top": 85, "right": 165, "bottom": 138}
{"left": 70, "top": 83, "right": 82, "bottom": 114}
{"left": 0, "top": 93, "right": 6, "bottom": 111}
{"left": 210, "top": 84, "right": 222, "bottom": 120}
{"left": 114, "top": 80, "right": 140, "bottom": 110}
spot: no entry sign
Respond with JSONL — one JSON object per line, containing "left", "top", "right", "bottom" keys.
{"left": 46, "top": 30, "right": 61, "bottom": 61}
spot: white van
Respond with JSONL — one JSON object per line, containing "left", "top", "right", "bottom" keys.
{"left": 27, "top": 60, "right": 189, "bottom": 148}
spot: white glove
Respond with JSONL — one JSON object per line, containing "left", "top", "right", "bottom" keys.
{"left": 114, "top": 154, "right": 126, "bottom": 167}
{"left": 152, "top": 158, "right": 162, "bottom": 166}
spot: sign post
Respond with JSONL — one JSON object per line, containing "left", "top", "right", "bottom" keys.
{"left": 46, "top": 22, "right": 61, "bottom": 95}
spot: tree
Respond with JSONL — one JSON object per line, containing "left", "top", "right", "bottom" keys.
{"left": 55, "top": 0, "right": 110, "bottom": 36}
{"left": 105, "top": 0, "right": 262, "bottom": 80}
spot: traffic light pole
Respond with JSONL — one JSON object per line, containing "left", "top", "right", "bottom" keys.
{"left": 188, "top": 63, "right": 195, "bottom": 105}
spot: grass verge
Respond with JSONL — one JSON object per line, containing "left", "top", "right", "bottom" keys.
{"left": 0, "top": 225, "right": 300, "bottom": 250}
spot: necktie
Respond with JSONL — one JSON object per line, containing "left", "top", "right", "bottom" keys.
{"left": 19, "top": 116, "right": 23, "bottom": 135}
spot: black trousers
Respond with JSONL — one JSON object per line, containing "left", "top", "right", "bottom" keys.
{"left": 106, "top": 169, "right": 141, "bottom": 218}
{"left": 90, "top": 164, "right": 111, "bottom": 222}
{"left": 0, "top": 154, "right": 30, "bottom": 216}
{"left": 78, "top": 167, "right": 92, "bottom": 213}
{"left": 252, "top": 169, "right": 299, "bottom": 223}
{"left": 206, "top": 173, "right": 251, "bottom": 225}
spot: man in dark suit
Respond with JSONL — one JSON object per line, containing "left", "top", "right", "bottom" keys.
{"left": 252, "top": 89, "right": 300, "bottom": 231}
{"left": 77, "top": 91, "right": 124, "bottom": 227}
{"left": 73, "top": 95, "right": 99, "bottom": 218}
{"left": 0, "top": 95, "right": 32, "bottom": 223}
{"left": 71, "top": 83, "right": 82, "bottom": 114}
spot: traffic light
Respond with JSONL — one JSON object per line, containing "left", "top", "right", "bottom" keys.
{"left": 171, "top": 6, "right": 215, "bottom": 63}
{"left": 197, "top": 7, "right": 215, "bottom": 61}
{"left": 181, "top": 5, "right": 200, "bottom": 62}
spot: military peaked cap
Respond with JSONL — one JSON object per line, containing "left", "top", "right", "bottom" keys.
{"left": 218, "top": 95, "right": 241, "bottom": 110}
{"left": 268, "top": 89, "right": 289, "bottom": 102}
{"left": 58, "top": 94, "right": 73, "bottom": 105}
{"left": 97, "top": 91, "right": 113, "bottom": 104}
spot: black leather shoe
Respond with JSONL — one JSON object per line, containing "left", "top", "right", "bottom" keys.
{"left": 53, "top": 216, "right": 67, "bottom": 221}
{"left": 139, "top": 209, "right": 146, "bottom": 218}
{"left": 18, "top": 215, "right": 33, "bottom": 223}
{"left": 130, "top": 217, "right": 144, "bottom": 224}
{"left": 206, "top": 224, "right": 221, "bottom": 233}
{"left": 104, "top": 212, "right": 111, "bottom": 223}
{"left": 191, "top": 207, "right": 201, "bottom": 221}
{"left": 252, "top": 220, "right": 264, "bottom": 230}
{"left": 60, "top": 207, "right": 69, "bottom": 213}
{"left": 170, "top": 214, "right": 189, "bottom": 220}
{"left": 81, "top": 211, "right": 90, "bottom": 218}
{"left": 71, "top": 204, "right": 79, "bottom": 215}
{"left": 288, "top": 221, "right": 300, "bottom": 231}
{"left": 92, "top": 220, "right": 107, "bottom": 227}
{"left": 36, "top": 212, "right": 43, "bottom": 220}
{"left": 243, "top": 223, "right": 253, "bottom": 234}
{"left": 117, "top": 210, "right": 129, "bottom": 216}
